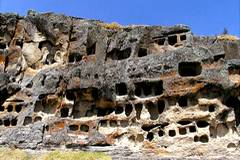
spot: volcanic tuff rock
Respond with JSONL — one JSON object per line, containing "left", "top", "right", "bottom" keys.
{"left": 0, "top": 10, "right": 240, "bottom": 159}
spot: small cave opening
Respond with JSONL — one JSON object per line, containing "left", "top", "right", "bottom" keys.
{"left": 179, "top": 128, "right": 187, "bottom": 135}
{"left": 100, "top": 120, "right": 108, "bottom": 127}
{"left": 194, "top": 136, "right": 199, "bottom": 142}
{"left": 107, "top": 48, "right": 131, "bottom": 60}
{"left": 196, "top": 121, "right": 209, "bottom": 128}
{"left": 3, "top": 119, "right": 10, "bottom": 126}
{"left": 69, "top": 124, "right": 79, "bottom": 131}
{"left": 180, "top": 35, "right": 186, "bottom": 41}
{"left": 177, "top": 120, "right": 191, "bottom": 125}
{"left": 189, "top": 126, "right": 197, "bottom": 132}
{"left": 97, "top": 108, "right": 114, "bottom": 117}
{"left": 134, "top": 81, "right": 163, "bottom": 97}
{"left": 199, "top": 135, "right": 209, "bottom": 143}
{"left": 135, "top": 103, "right": 143, "bottom": 120}
{"left": 178, "top": 96, "right": 188, "bottom": 107}
{"left": 209, "top": 126, "right": 217, "bottom": 138}
{"left": 34, "top": 101, "right": 43, "bottom": 112}
{"left": 0, "top": 43, "right": 6, "bottom": 49}
{"left": 125, "top": 104, "right": 133, "bottom": 117}
{"left": 208, "top": 105, "right": 216, "bottom": 112}
{"left": 87, "top": 43, "right": 96, "bottom": 55}
{"left": 116, "top": 83, "right": 127, "bottom": 95}
{"left": 115, "top": 106, "right": 124, "bottom": 114}
{"left": 7, "top": 105, "right": 13, "bottom": 112}
{"left": 142, "top": 124, "right": 160, "bottom": 131}
{"left": 120, "top": 120, "right": 129, "bottom": 127}
{"left": 15, "top": 105, "right": 22, "bottom": 113}
{"left": 157, "top": 100, "right": 165, "bottom": 114}
{"left": 68, "top": 52, "right": 82, "bottom": 63}
{"left": 0, "top": 120, "right": 2, "bottom": 125}
{"left": 168, "top": 35, "right": 177, "bottom": 46}
{"left": 214, "top": 54, "right": 225, "bottom": 61}
{"left": 146, "top": 101, "right": 159, "bottom": 120}
{"left": 34, "top": 116, "right": 42, "bottom": 122}
{"left": 60, "top": 108, "right": 69, "bottom": 118}
{"left": 138, "top": 48, "right": 147, "bottom": 57}
{"left": 224, "top": 96, "right": 240, "bottom": 126}
{"left": 110, "top": 120, "right": 118, "bottom": 127}
{"left": 11, "top": 119, "right": 17, "bottom": 126}
{"left": 80, "top": 124, "right": 89, "bottom": 132}
{"left": 146, "top": 132, "right": 154, "bottom": 141}
{"left": 158, "top": 130, "right": 164, "bottom": 137}
{"left": 23, "top": 116, "right": 32, "bottom": 126}
{"left": 16, "top": 39, "right": 23, "bottom": 48}
{"left": 0, "top": 106, "right": 4, "bottom": 111}
{"left": 228, "top": 65, "right": 240, "bottom": 75}
{"left": 169, "top": 130, "right": 176, "bottom": 137}
{"left": 157, "top": 38, "right": 165, "bottom": 45}
{"left": 66, "top": 91, "right": 76, "bottom": 101}
{"left": 178, "top": 62, "right": 202, "bottom": 77}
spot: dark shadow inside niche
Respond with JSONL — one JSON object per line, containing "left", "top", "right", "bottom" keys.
{"left": 169, "top": 130, "right": 176, "bottom": 137}
{"left": 199, "top": 135, "right": 209, "bottom": 143}
{"left": 16, "top": 39, "right": 23, "bottom": 48}
{"left": 214, "top": 54, "right": 225, "bottom": 61}
{"left": 23, "top": 116, "right": 32, "bottom": 126}
{"left": 178, "top": 62, "right": 202, "bottom": 77}
{"left": 97, "top": 108, "right": 114, "bottom": 117}
{"left": 179, "top": 127, "right": 187, "bottom": 135}
{"left": 100, "top": 120, "right": 108, "bottom": 127}
{"left": 228, "top": 65, "right": 240, "bottom": 75}
{"left": 69, "top": 124, "right": 79, "bottom": 131}
{"left": 115, "top": 105, "right": 124, "bottom": 114}
{"left": 138, "top": 48, "right": 147, "bottom": 57}
{"left": 146, "top": 101, "right": 159, "bottom": 120}
{"left": 106, "top": 48, "right": 131, "bottom": 60}
{"left": 168, "top": 35, "right": 177, "bottom": 46}
{"left": 0, "top": 43, "right": 6, "bottom": 49}
{"left": 3, "top": 119, "right": 10, "bottom": 126}
{"left": 177, "top": 120, "right": 191, "bottom": 125}
{"left": 135, "top": 103, "right": 143, "bottom": 120}
{"left": 134, "top": 80, "right": 163, "bottom": 97}
{"left": 156, "top": 38, "right": 165, "bottom": 45}
{"left": 87, "top": 43, "right": 96, "bottom": 55}
{"left": 34, "top": 116, "right": 42, "bottom": 122}
{"left": 0, "top": 120, "right": 2, "bottom": 125}
{"left": 146, "top": 132, "right": 154, "bottom": 141}
{"left": 15, "top": 104, "right": 22, "bottom": 113}
{"left": 157, "top": 100, "right": 165, "bottom": 114}
{"left": 196, "top": 121, "right": 209, "bottom": 128}
{"left": 80, "top": 124, "right": 89, "bottom": 132}
{"left": 66, "top": 90, "right": 76, "bottom": 101}
{"left": 115, "top": 82, "right": 127, "bottom": 95}
{"left": 189, "top": 126, "right": 196, "bottom": 132}
{"left": 158, "top": 130, "right": 164, "bottom": 137}
{"left": 178, "top": 96, "right": 188, "bottom": 107}
{"left": 110, "top": 120, "right": 118, "bottom": 127}
{"left": 125, "top": 104, "right": 133, "bottom": 117}
{"left": 60, "top": 108, "right": 69, "bottom": 117}
{"left": 11, "top": 118, "right": 17, "bottom": 126}
{"left": 208, "top": 105, "right": 216, "bottom": 112}
{"left": 180, "top": 35, "right": 186, "bottom": 41}
{"left": 7, "top": 105, "right": 13, "bottom": 112}
{"left": 141, "top": 124, "right": 160, "bottom": 132}
{"left": 224, "top": 96, "right": 240, "bottom": 126}
{"left": 68, "top": 52, "right": 82, "bottom": 63}
{"left": 34, "top": 100, "right": 43, "bottom": 112}
{"left": 0, "top": 106, "right": 4, "bottom": 112}
{"left": 197, "top": 84, "right": 223, "bottom": 99}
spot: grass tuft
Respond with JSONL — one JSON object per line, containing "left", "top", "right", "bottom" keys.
{"left": 217, "top": 34, "right": 239, "bottom": 41}
{"left": 101, "top": 22, "right": 121, "bottom": 30}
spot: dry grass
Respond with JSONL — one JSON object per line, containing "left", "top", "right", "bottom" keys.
{"left": 217, "top": 34, "right": 239, "bottom": 41}
{"left": 101, "top": 22, "right": 121, "bottom": 30}
{"left": 0, "top": 148, "right": 112, "bottom": 160}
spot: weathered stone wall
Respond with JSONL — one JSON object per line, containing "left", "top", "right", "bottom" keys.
{"left": 0, "top": 10, "right": 240, "bottom": 158}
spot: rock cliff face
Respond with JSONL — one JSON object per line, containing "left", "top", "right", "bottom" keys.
{"left": 0, "top": 10, "right": 240, "bottom": 158}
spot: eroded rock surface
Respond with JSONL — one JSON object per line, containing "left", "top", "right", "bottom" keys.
{"left": 0, "top": 10, "right": 240, "bottom": 159}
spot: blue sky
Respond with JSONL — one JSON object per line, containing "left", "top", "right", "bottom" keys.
{"left": 0, "top": 0, "right": 239, "bottom": 36}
